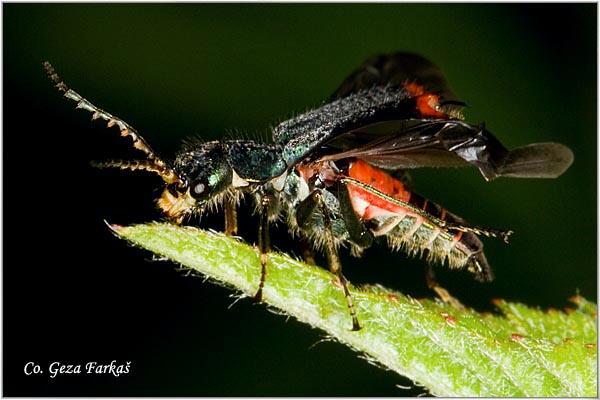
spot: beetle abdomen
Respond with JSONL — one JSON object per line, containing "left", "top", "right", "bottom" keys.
{"left": 344, "top": 159, "right": 493, "bottom": 281}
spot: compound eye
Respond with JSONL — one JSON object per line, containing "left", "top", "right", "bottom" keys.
{"left": 191, "top": 179, "right": 209, "bottom": 198}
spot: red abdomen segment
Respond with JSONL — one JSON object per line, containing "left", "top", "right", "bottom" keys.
{"left": 346, "top": 159, "right": 412, "bottom": 220}
{"left": 345, "top": 159, "right": 491, "bottom": 280}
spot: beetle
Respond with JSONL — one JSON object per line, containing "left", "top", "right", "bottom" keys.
{"left": 44, "top": 52, "right": 573, "bottom": 330}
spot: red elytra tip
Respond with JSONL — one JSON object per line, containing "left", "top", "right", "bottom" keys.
{"left": 511, "top": 333, "right": 524, "bottom": 342}
{"left": 387, "top": 294, "right": 399, "bottom": 303}
{"left": 584, "top": 343, "right": 596, "bottom": 349}
{"left": 568, "top": 295, "right": 582, "bottom": 305}
{"left": 491, "top": 298, "right": 503, "bottom": 307}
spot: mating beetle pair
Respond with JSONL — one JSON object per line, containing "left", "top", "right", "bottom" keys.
{"left": 45, "top": 53, "right": 573, "bottom": 330}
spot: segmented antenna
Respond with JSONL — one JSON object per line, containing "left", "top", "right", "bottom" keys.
{"left": 43, "top": 61, "right": 182, "bottom": 185}
{"left": 90, "top": 159, "right": 173, "bottom": 176}
{"left": 448, "top": 225, "right": 513, "bottom": 244}
{"left": 340, "top": 176, "right": 513, "bottom": 244}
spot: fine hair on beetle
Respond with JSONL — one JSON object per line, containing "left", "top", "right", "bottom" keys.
{"left": 44, "top": 52, "right": 573, "bottom": 331}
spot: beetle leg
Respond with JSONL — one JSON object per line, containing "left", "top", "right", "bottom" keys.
{"left": 224, "top": 196, "right": 238, "bottom": 236}
{"left": 424, "top": 264, "right": 465, "bottom": 310}
{"left": 296, "top": 190, "right": 361, "bottom": 330}
{"left": 317, "top": 193, "right": 361, "bottom": 331}
{"left": 295, "top": 190, "right": 320, "bottom": 230}
{"left": 293, "top": 194, "right": 318, "bottom": 264}
{"left": 300, "top": 237, "right": 316, "bottom": 265}
{"left": 336, "top": 182, "right": 373, "bottom": 248}
{"left": 296, "top": 189, "right": 361, "bottom": 330}
{"left": 254, "top": 196, "right": 270, "bottom": 302}
{"left": 296, "top": 183, "right": 373, "bottom": 248}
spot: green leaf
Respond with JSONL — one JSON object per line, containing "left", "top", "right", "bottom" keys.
{"left": 113, "top": 222, "right": 597, "bottom": 397}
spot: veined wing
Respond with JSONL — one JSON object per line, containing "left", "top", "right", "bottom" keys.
{"left": 319, "top": 119, "right": 573, "bottom": 181}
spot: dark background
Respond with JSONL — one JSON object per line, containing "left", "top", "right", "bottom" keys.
{"left": 3, "top": 4, "right": 596, "bottom": 396}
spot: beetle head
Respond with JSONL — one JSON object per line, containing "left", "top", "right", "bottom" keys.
{"left": 157, "top": 141, "right": 235, "bottom": 222}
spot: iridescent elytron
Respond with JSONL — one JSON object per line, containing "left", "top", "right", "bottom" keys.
{"left": 45, "top": 53, "right": 573, "bottom": 330}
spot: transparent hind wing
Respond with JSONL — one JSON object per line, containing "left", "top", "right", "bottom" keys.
{"left": 497, "top": 142, "right": 574, "bottom": 179}
{"left": 319, "top": 120, "right": 574, "bottom": 181}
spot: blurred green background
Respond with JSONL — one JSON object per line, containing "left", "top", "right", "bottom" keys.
{"left": 4, "top": 4, "right": 596, "bottom": 396}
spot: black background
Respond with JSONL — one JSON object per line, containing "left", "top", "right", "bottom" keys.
{"left": 4, "top": 4, "right": 596, "bottom": 396}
